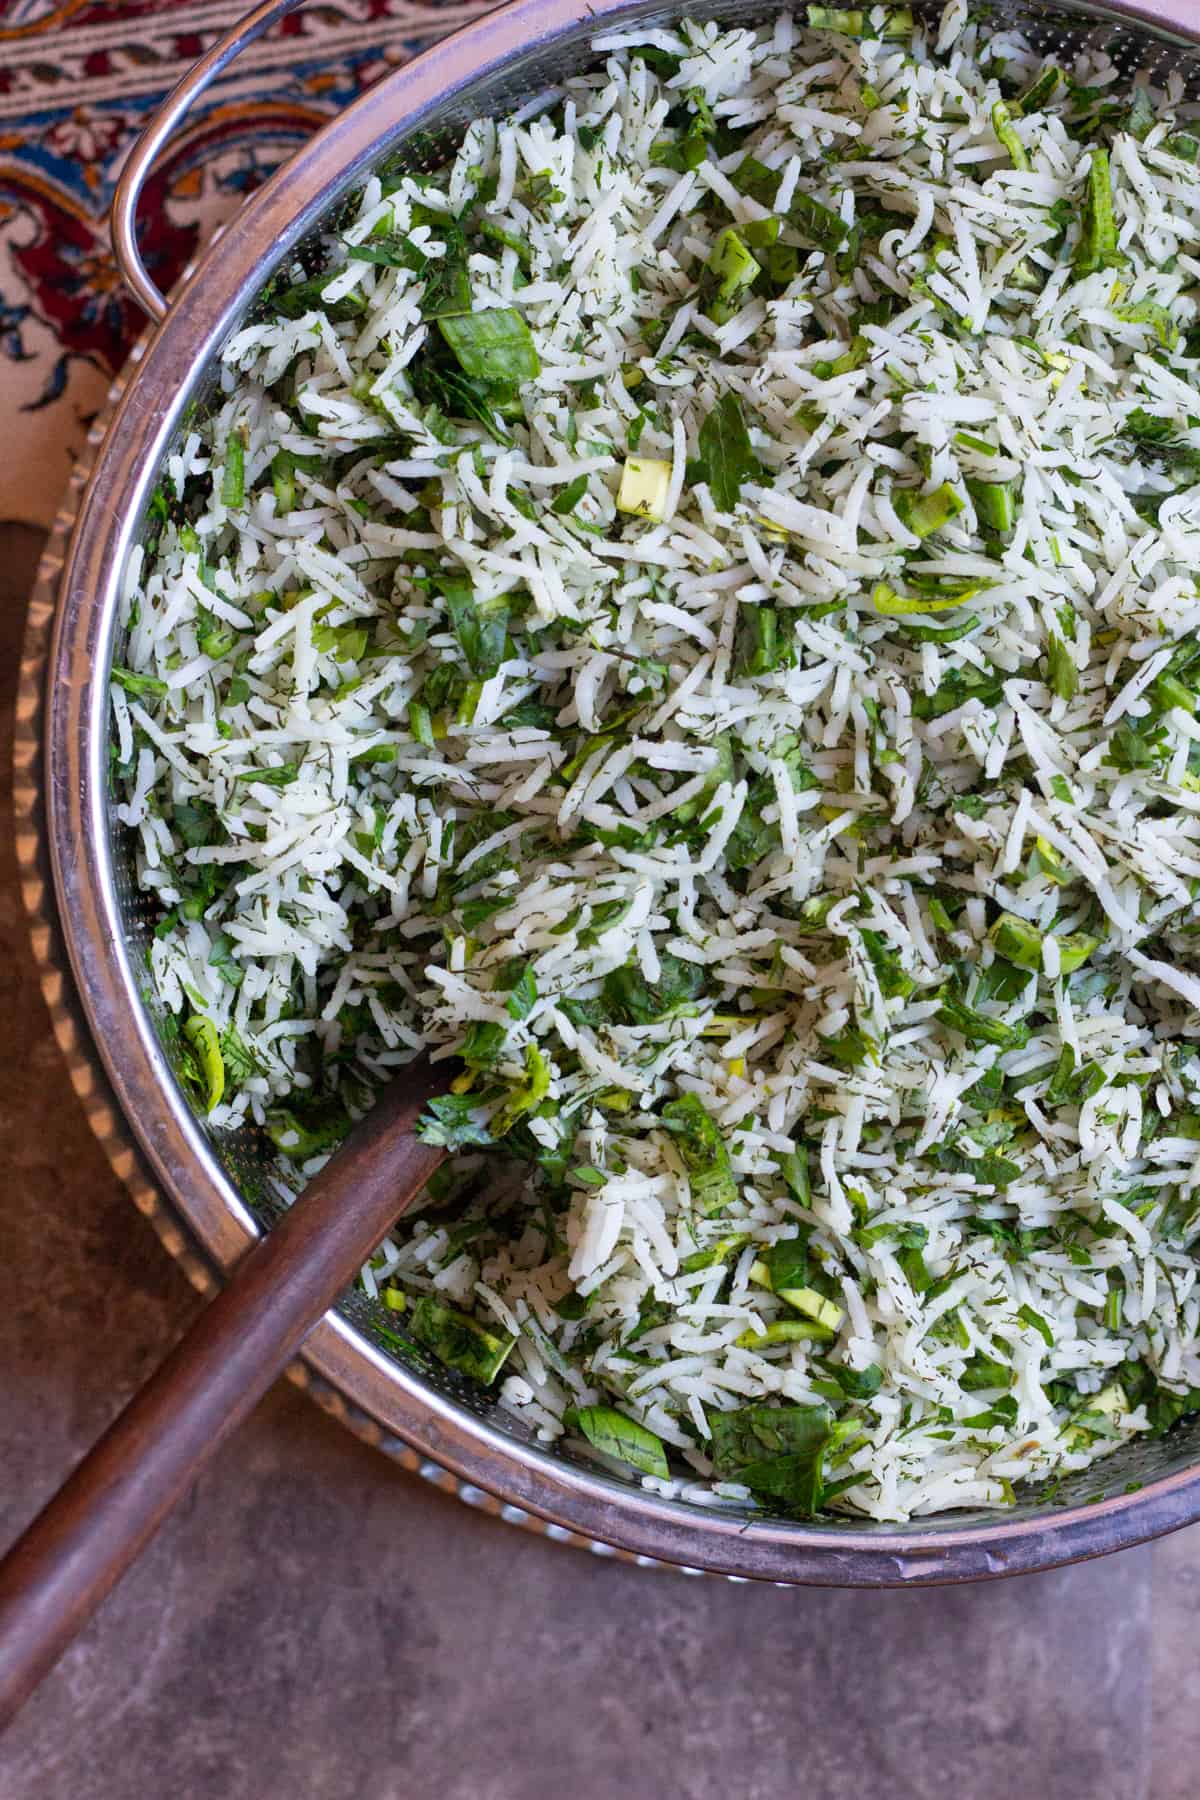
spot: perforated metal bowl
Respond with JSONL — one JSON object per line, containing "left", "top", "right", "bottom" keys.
{"left": 43, "top": 0, "right": 1200, "bottom": 1583}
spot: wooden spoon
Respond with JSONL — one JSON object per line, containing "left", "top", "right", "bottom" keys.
{"left": 0, "top": 1056, "right": 450, "bottom": 1730}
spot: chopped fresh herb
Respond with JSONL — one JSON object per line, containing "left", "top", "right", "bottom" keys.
{"left": 663, "top": 1092, "right": 737, "bottom": 1215}
{"left": 788, "top": 191, "right": 850, "bottom": 252}
{"left": 962, "top": 1353, "right": 1012, "bottom": 1392}
{"left": 416, "top": 1093, "right": 494, "bottom": 1150}
{"left": 697, "top": 391, "right": 758, "bottom": 513}
{"left": 991, "top": 912, "right": 1098, "bottom": 976}
{"left": 1045, "top": 633, "right": 1078, "bottom": 701}
{"left": 1113, "top": 299, "right": 1179, "bottom": 351}
{"left": 207, "top": 930, "right": 243, "bottom": 989}
{"left": 1018, "top": 1303, "right": 1055, "bottom": 1348}
{"left": 567, "top": 1405, "right": 670, "bottom": 1476}
{"left": 551, "top": 473, "right": 590, "bottom": 515}
{"left": 269, "top": 272, "right": 366, "bottom": 322}
{"left": 504, "top": 962, "right": 538, "bottom": 1020}
{"left": 602, "top": 951, "right": 705, "bottom": 1024}
{"left": 218, "top": 1022, "right": 261, "bottom": 1085}
{"left": 709, "top": 1402, "right": 844, "bottom": 1514}
{"left": 442, "top": 581, "right": 509, "bottom": 677}
{"left": 233, "top": 762, "right": 300, "bottom": 788}
{"left": 111, "top": 666, "right": 167, "bottom": 698}
{"left": 490, "top": 1042, "right": 551, "bottom": 1137}
{"left": 826, "top": 1360, "right": 883, "bottom": 1400}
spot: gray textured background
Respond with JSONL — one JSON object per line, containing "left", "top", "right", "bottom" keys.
{"left": 2, "top": 518, "right": 1196, "bottom": 1800}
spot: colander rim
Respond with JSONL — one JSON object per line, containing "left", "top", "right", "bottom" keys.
{"left": 43, "top": 0, "right": 1200, "bottom": 1584}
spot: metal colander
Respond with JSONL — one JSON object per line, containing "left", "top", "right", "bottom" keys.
{"left": 42, "top": 0, "right": 1200, "bottom": 1584}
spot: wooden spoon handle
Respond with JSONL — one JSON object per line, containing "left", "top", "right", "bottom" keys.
{"left": 0, "top": 1065, "right": 447, "bottom": 1731}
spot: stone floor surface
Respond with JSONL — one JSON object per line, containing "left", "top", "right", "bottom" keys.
{"left": 1, "top": 521, "right": 1193, "bottom": 1800}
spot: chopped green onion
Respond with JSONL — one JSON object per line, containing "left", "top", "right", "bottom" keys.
{"left": 478, "top": 219, "right": 533, "bottom": 268}
{"left": 1105, "top": 1282, "right": 1123, "bottom": 1332}
{"left": 407, "top": 1296, "right": 516, "bottom": 1385}
{"left": 966, "top": 477, "right": 1016, "bottom": 538}
{"left": 893, "top": 481, "right": 964, "bottom": 539}
{"left": 872, "top": 581, "right": 964, "bottom": 616}
{"left": 220, "top": 434, "right": 245, "bottom": 509}
{"left": 679, "top": 1233, "right": 751, "bottom": 1274}
{"left": 1013, "top": 66, "right": 1062, "bottom": 116}
{"left": 991, "top": 912, "right": 1099, "bottom": 977}
{"left": 1073, "top": 148, "right": 1124, "bottom": 278}
{"left": 408, "top": 701, "right": 435, "bottom": 746}
{"left": 778, "top": 1286, "right": 843, "bottom": 1332}
{"left": 438, "top": 307, "right": 540, "bottom": 385}
{"left": 111, "top": 665, "right": 167, "bottom": 698}
{"left": 184, "top": 1014, "right": 225, "bottom": 1113}
{"left": 736, "top": 1318, "right": 835, "bottom": 1349}
{"left": 991, "top": 101, "right": 1030, "bottom": 172}
{"left": 708, "top": 228, "right": 761, "bottom": 305}
{"left": 936, "top": 995, "right": 1030, "bottom": 1050}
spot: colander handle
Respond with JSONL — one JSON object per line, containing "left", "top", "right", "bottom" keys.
{"left": 111, "top": 0, "right": 308, "bottom": 322}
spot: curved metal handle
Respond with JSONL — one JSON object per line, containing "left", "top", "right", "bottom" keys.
{"left": 111, "top": 0, "right": 307, "bottom": 321}
{"left": 103, "top": 1, "right": 1200, "bottom": 319}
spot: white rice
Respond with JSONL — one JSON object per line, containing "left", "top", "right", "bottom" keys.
{"left": 112, "top": 5, "right": 1200, "bottom": 1521}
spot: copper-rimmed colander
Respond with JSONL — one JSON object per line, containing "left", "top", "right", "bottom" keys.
{"left": 39, "top": 0, "right": 1200, "bottom": 1584}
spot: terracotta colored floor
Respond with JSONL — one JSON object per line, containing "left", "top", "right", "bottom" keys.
{"left": 1, "top": 519, "right": 1194, "bottom": 1799}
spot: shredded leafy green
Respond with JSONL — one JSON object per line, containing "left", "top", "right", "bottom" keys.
{"left": 567, "top": 1405, "right": 670, "bottom": 1476}
{"left": 663, "top": 1092, "right": 737, "bottom": 1215}
{"left": 697, "top": 391, "right": 758, "bottom": 512}
{"left": 709, "top": 1402, "right": 847, "bottom": 1513}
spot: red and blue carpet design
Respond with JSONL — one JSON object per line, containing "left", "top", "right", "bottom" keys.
{"left": 0, "top": 0, "right": 495, "bottom": 527}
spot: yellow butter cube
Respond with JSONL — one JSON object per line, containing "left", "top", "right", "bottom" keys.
{"left": 618, "top": 456, "right": 673, "bottom": 521}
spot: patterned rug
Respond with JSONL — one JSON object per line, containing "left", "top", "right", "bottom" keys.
{"left": 0, "top": 0, "right": 494, "bottom": 529}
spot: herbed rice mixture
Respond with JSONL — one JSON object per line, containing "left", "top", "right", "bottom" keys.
{"left": 113, "top": 1, "right": 1200, "bottom": 1520}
